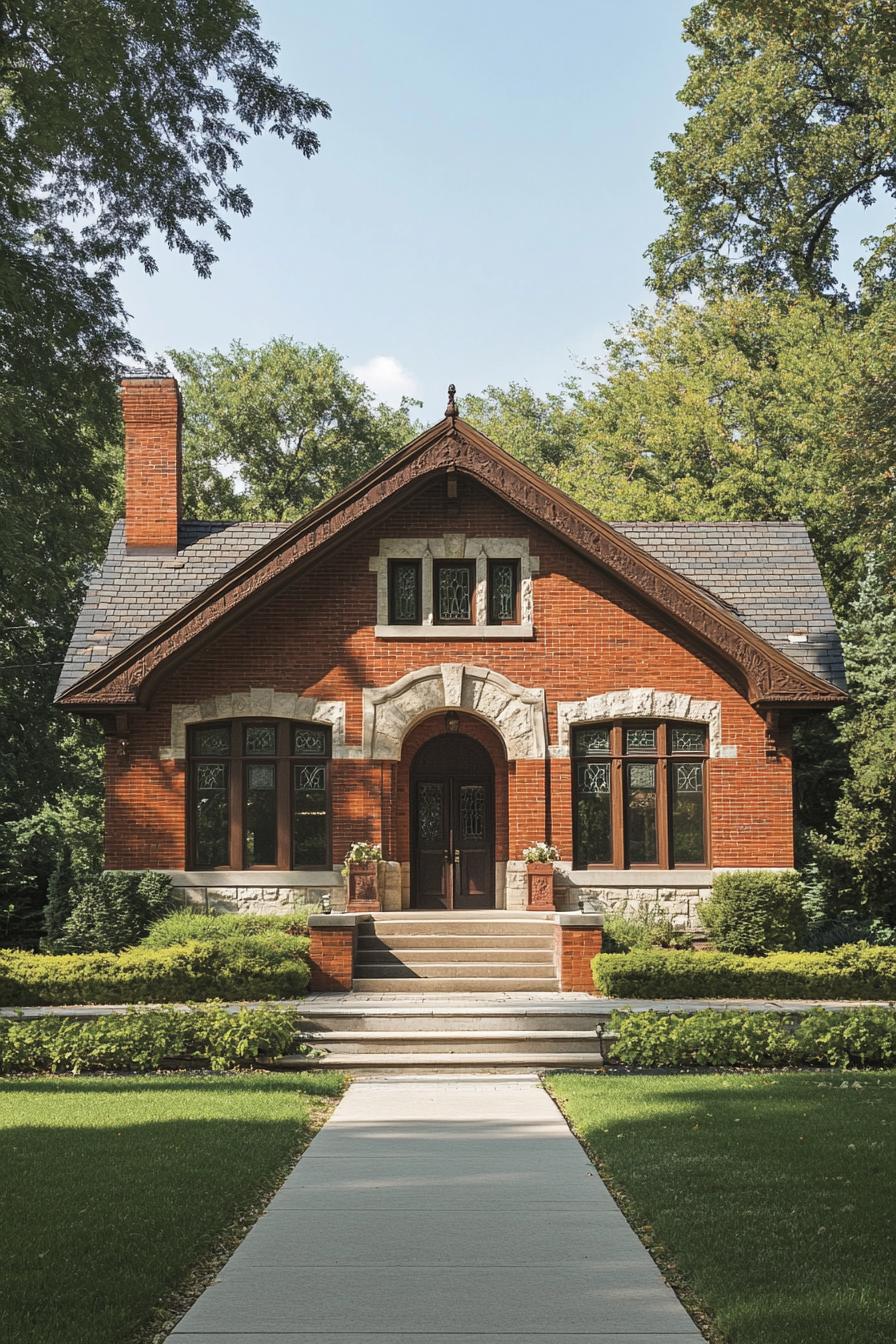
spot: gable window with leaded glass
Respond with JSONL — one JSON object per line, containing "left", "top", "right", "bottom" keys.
{"left": 572, "top": 720, "right": 708, "bottom": 869}
{"left": 188, "top": 719, "right": 331, "bottom": 870}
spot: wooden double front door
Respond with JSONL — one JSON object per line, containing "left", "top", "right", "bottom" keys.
{"left": 411, "top": 733, "right": 495, "bottom": 909}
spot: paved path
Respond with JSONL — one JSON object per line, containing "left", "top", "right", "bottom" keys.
{"left": 167, "top": 1076, "right": 701, "bottom": 1343}
{"left": 4, "top": 992, "right": 881, "bottom": 1017}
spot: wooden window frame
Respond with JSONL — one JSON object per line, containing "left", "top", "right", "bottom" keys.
{"left": 188, "top": 719, "right": 331, "bottom": 871}
{"left": 487, "top": 558, "right": 520, "bottom": 624}
{"left": 433, "top": 559, "right": 477, "bottom": 625}
{"left": 387, "top": 559, "right": 422, "bottom": 625}
{"left": 572, "top": 720, "right": 710, "bottom": 871}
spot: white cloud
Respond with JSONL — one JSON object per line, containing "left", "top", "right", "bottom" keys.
{"left": 352, "top": 354, "right": 420, "bottom": 407}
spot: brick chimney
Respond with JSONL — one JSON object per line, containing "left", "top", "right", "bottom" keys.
{"left": 121, "top": 376, "right": 182, "bottom": 553}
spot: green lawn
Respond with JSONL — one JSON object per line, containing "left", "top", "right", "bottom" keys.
{"left": 0, "top": 1071, "right": 345, "bottom": 1344}
{"left": 547, "top": 1072, "right": 896, "bottom": 1344}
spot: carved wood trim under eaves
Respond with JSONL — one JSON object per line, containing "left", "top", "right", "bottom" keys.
{"left": 58, "top": 419, "right": 846, "bottom": 712}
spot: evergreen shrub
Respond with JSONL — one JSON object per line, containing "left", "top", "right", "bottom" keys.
{"left": 0, "top": 938, "right": 310, "bottom": 1007}
{"left": 593, "top": 943, "right": 896, "bottom": 1000}
{"left": 698, "top": 870, "right": 805, "bottom": 954}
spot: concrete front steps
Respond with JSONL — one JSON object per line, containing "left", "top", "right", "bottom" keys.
{"left": 295, "top": 1001, "right": 605, "bottom": 1073}
{"left": 353, "top": 914, "right": 559, "bottom": 994}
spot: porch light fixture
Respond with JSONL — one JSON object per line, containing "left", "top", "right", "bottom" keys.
{"left": 320, "top": 892, "right": 332, "bottom": 914}
{"left": 445, "top": 711, "right": 460, "bottom": 733}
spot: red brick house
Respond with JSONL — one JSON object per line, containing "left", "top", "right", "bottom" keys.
{"left": 57, "top": 377, "right": 845, "bottom": 929}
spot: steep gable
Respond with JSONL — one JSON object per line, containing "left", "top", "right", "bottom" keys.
{"left": 57, "top": 416, "right": 846, "bottom": 710}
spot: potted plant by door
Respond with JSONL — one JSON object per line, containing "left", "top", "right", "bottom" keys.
{"left": 522, "top": 843, "right": 560, "bottom": 910}
{"left": 343, "top": 842, "right": 383, "bottom": 911}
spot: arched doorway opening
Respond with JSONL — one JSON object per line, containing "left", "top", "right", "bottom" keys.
{"left": 410, "top": 732, "right": 495, "bottom": 909}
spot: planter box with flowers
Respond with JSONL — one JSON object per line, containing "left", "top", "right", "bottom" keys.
{"left": 522, "top": 843, "right": 560, "bottom": 910}
{"left": 343, "top": 842, "right": 383, "bottom": 911}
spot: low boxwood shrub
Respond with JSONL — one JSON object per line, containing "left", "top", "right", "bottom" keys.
{"left": 698, "top": 870, "right": 805, "bottom": 954}
{"left": 0, "top": 1003, "right": 307, "bottom": 1073}
{"left": 0, "top": 937, "right": 310, "bottom": 1007}
{"left": 593, "top": 942, "right": 896, "bottom": 1000}
{"left": 607, "top": 1006, "right": 896, "bottom": 1069}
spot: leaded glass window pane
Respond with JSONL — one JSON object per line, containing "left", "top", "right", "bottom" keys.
{"left": 625, "top": 726, "right": 657, "bottom": 754}
{"left": 389, "top": 560, "right": 420, "bottom": 624}
{"left": 671, "top": 761, "right": 704, "bottom": 864}
{"left": 460, "top": 785, "right": 485, "bottom": 840}
{"left": 417, "top": 783, "right": 443, "bottom": 843}
{"left": 577, "top": 761, "right": 610, "bottom": 795}
{"left": 573, "top": 726, "right": 610, "bottom": 756}
{"left": 488, "top": 561, "right": 517, "bottom": 622}
{"left": 194, "top": 761, "right": 228, "bottom": 867}
{"left": 293, "top": 727, "right": 327, "bottom": 757}
{"left": 194, "top": 726, "right": 230, "bottom": 756}
{"left": 574, "top": 760, "right": 611, "bottom": 865}
{"left": 245, "top": 762, "right": 276, "bottom": 865}
{"left": 245, "top": 724, "right": 276, "bottom": 755}
{"left": 625, "top": 761, "right": 657, "bottom": 863}
{"left": 436, "top": 562, "right": 473, "bottom": 622}
{"left": 671, "top": 725, "right": 706, "bottom": 754}
{"left": 293, "top": 763, "right": 327, "bottom": 866}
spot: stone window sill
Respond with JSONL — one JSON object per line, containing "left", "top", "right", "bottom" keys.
{"left": 375, "top": 623, "right": 534, "bottom": 639}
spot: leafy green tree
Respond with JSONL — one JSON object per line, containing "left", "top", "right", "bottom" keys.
{"left": 172, "top": 340, "right": 421, "bottom": 521}
{"left": 649, "top": 0, "right": 896, "bottom": 298}
{"left": 811, "top": 557, "right": 896, "bottom": 918}
{"left": 466, "top": 292, "right": 896, "bottom": 604}
{"left": 0, "top": 1, "right": 329, "bottom": 943}
{"left": 461, "top": 383, "right": 584, "bottom": 478}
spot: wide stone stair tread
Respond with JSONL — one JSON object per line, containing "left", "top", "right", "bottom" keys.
{"left": 290, "top": 1050, "right": 604, "bottom": 1070}
{"left": 355, "top": 948, "right": 555, "bottom": 965}
{"left": 349, "top": 978, "right": 561, "bottom": 993}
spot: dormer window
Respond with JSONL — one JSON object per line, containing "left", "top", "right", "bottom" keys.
{"left": 372, "top": 535, "right": 537, "bottom": 638}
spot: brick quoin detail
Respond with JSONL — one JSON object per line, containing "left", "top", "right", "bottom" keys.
{"left": 104, "top": 478, "right": 797, "bottom": 873}
{"left": 122, "top": 377, "right": 182, "bottom": 553}
{"left": 555, "top": 924, "right": 603, "bottom": 994}
{"left": 309, "top": 924, "right": 356, "bottom": 992}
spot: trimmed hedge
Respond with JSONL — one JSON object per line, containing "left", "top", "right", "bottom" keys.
{"left": 607, "top": 1006, "right": 896, "bottom": 1069}
{"left": 0, "top": 938, "right": 310, "bottom": 1007}
{"left": 0, "top": 1003, "right": 307, "bottom": 1073}
{"left": 593, "top": 942, "right": 896, "bottom": 1000}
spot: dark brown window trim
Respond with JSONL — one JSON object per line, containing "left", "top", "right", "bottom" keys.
{"left": 572, "top": 720, "right": 710, "bottom": 871}
{"left": 188, "top": 718, "right": 331, "bottom": 871}
{"left": 433, "top": 559, "right": 477, "bottom": 624}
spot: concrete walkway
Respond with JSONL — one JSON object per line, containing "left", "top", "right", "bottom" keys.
{"left": 167, "top": 1076, "right": 702, "bottom": 1342}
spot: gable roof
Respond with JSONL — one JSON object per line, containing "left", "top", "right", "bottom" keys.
{"left": 56, "top": 416, "right": 846, "bottom": 709}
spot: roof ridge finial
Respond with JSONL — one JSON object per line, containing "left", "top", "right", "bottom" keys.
{"left": 445, "top": 383, "right": 458, "bottom": 419}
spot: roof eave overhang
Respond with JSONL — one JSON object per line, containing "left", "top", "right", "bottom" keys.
{"left": 57, "top": 416, "right": 847, "bottom": 714}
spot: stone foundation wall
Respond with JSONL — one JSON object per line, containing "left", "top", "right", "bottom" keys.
{"left": 172, "top": 860, "right": 404, "bottom": 916}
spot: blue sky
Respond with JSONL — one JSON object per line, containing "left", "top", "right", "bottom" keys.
{"left": 116, "top": 1, "right": 885, "bottom": 422}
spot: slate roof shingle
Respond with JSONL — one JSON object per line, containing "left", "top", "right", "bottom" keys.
{"left": 56, "top": 517, "right": 845, "bottom": 699}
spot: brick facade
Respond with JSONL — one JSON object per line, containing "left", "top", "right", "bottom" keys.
{"left": 105, "top": 476, "right": 796, "bottom": 900}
